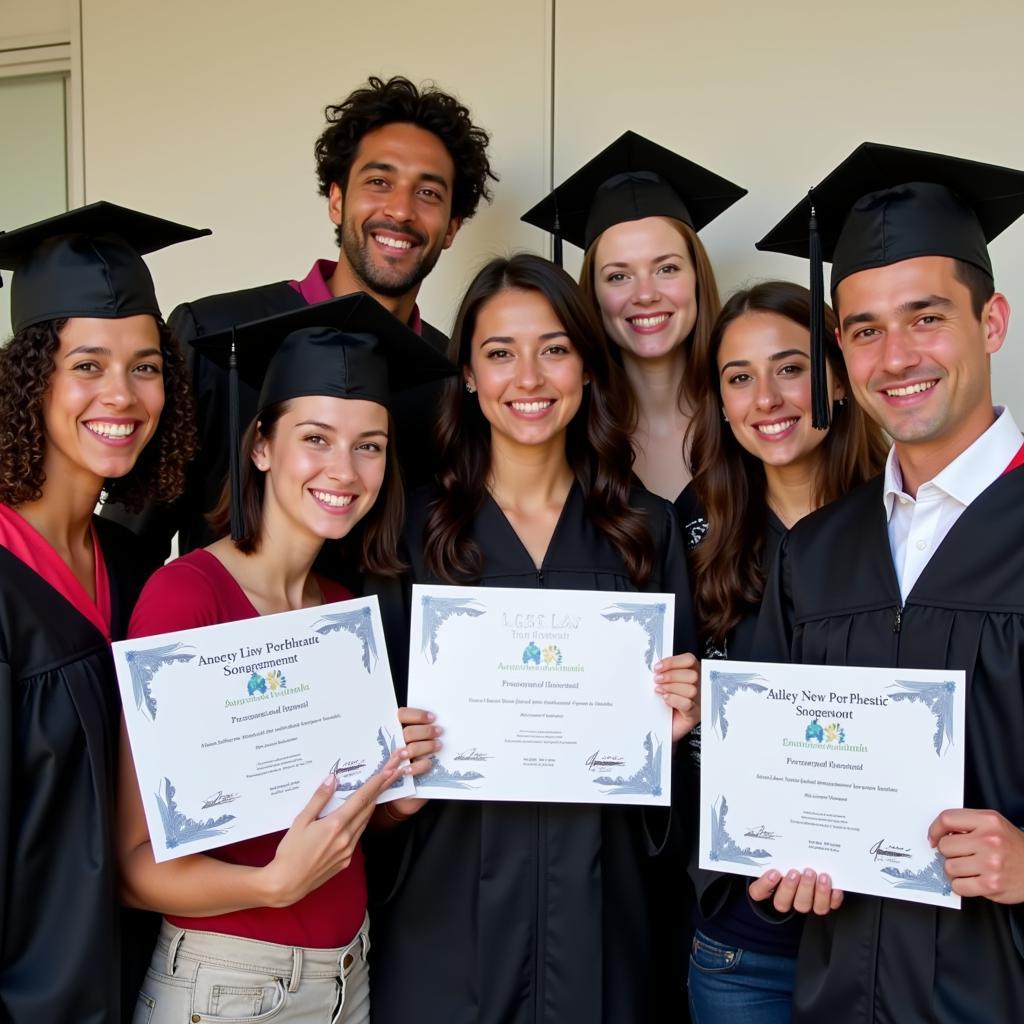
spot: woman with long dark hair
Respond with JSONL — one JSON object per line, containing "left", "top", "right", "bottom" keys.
{"left": 117, "top": 296, "right": 451, "bottom": 1024}
{"left": 677, "top": 280, "right": 887, "bottom": 1023}
{"left": 0, "top": 203, "right": 202, "bottom": 1023}
{"left": 369, "top": 253, "right": 700, "bottom": 1022}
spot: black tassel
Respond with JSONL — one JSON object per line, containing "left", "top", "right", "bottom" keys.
{"left": 553, "top": 209, "right": 563, "bottom": 268}
{"left": 228, "top": 329, "right": 244, "bottom": 540}
{"left": 808, "top": 192, "right": 830, "bottom": 430}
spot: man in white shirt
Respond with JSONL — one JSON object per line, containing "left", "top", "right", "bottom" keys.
{"left": 749, "top": 144, "right": 1024, "bottom": 1023}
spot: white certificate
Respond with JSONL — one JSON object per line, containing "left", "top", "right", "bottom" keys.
{"left": 114, "top": 595, "right": 414, "bottom": 862}
{"left": 699, "top": 660, "right": 966, "bottom": 908}
{"left": 406, "top": 584, "right": 674, "bottom": 806}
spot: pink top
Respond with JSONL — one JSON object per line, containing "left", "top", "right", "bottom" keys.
{"left": 289, "top": 258, "right": 424, "bottom": 335}
{"left": 0, "top": 503, "right": 111, "bottom": 638}
{"left": 128, "top": 549, "right": 367, "bottom": 949}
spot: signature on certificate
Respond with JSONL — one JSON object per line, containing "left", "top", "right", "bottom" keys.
{"left": 869, "top": 839, "right": 913, "bottom": 862}
{"left": 201, "top": 790, "right": 241, "bottom": 809}
{"left": 454, "top": 748, "right": 494, "bottom": 762}
{"left": 744, "top": 825, "right": 781, "bottom": 841}
{"left": 329, "top": 758, "right": 367, "bottom": 777}
{"left": 585, "top": 751, "right": 626, "bottom": 772}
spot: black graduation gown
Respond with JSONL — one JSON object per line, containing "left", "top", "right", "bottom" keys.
{"left": 368, "top": 484, "right": 698, "bottom": 1024}
{"left": 100, "top": 281, "right": 450, "bottom": 569}
{"left": 0, "top": 517, "right": 149, "bottom": 1024}
{"left": 756, "top": 467, "right": 1024, "bottom": 1024}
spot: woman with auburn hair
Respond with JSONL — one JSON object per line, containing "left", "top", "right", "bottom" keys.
{"left": 0, "top": 203, "right": 203, "bottom": 1023}
{"left": 117, "top": 295, "right": 452, "bottom": 1024}
{"left": 522, "top": 130, "right": 746, "bottom": 500}
{"left": 368, "top": 253, "right": 700, "bottom": 1022}
{"left": 676, "top": 280, "right": 888, "bottom": 1023}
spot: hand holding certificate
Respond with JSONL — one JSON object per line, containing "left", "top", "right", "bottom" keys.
{"left": 698, "top": 660, "right": 966, "bottom": 908}
{"left": 407, "top": 584, "right": 675, "bottom": 806}
{"left": 114, "top": 595, "right": 415, "bottom": 862}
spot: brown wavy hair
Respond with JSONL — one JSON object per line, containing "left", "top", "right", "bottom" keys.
{"left": 578, "top": 218, "right": 722, "bottom": 420}
{"left": 423, "top": 253, "right": 656, "bottom": 587}
{"left": 0, "top": 317, "right": 196, "bottom": 512}
{"left": 686, "top": 281, "right": 888, "bottom": 645}
{"left": 208, "top": 402, "right": 405, "bottom": 575}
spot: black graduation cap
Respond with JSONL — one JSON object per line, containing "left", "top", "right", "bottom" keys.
{"left": 521, "top": 130, "right": 747, "bottom": 263}
{"left": 756, "top": 143, "right": 1024, "bottom": 429}
{"left": 189, "top": 292, "right": 456, "bottom": 539}
{"left": 0, "top": 201, "right": 211, "bottom": 333}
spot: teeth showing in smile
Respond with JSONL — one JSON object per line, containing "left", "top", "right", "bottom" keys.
{"left": 885, "top": 381, "right": 937, "bottom": 397}
{"left": 628, "top": 314, "right": 670, "bottom": 328}
{"left": 311, "top": 490, "right": 354, "bottom": 507}
{"left": 510, "top": 400, "right": 554, "bottom": 413}
{"left": 374, "top": 234, "right": 413, "bottom": 251}
{"left": 756, "top": 418, "right": 797, "bottom": 436}
{"left": 85, "top": 421, "right": 136, "bottom": 438}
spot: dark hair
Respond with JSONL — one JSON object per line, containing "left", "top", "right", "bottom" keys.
{"left": 831, "top": 257, "right": 995, "bottom": 321}
{"left": 314, "top": 75, "right": 497, "bottom": 243}
{"left": 424, "top": 253, "right": 657, "bottom": 587}
{"left": 686, "top": 281, "right": 888, "bottom": 645}
{"left": 578, "top": 218, "right": 722, "bottom": 417}
{"left": 208, "top": 401, "right": 405, "bottom": 576}
{"left": 0, "top": 317, "right": 196, "bottom": 511}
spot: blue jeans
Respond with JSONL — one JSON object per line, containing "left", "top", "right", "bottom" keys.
{"left": 687, "top": 929, "right": 796, "bottom": 1024}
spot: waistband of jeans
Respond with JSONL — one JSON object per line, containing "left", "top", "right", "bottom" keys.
{"left": 156, "top": 913, "right": 369, "bottom": 980}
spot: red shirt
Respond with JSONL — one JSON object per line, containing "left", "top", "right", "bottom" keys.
{"left": 127, "top": 549, "right": 366, "bottom": 948}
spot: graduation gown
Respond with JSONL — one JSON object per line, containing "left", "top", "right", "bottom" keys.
{"left": 756, "top": 466, "right": 1024, "bottom": 1024}
{"left": 369, "top": 483, "right": 698, "bottom": 1024}
{"left": 100, "top": 281, "right": 450, "bottom": 569}
{"left": 0, "top": 516, "right": 149, "bottom": 1024}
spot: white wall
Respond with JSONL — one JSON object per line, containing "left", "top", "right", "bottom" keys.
{"left": 80, "top": 0, "right": 552, "bottom": 338}
{"left": 80, "top": 0, "right": 1023, "bottom": 415}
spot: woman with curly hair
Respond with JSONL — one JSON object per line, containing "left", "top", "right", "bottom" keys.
{"left": 522, "top": 131, "right": 746, "bottom": 501}
{"left": 0, "top": 203, "right": 204, "bottom": 1024}
{"left": 368, "top": 253, "right": 701, "bottom": 1023}
{"left": 676, "top": 281, "right": 887, "bottom": 1024}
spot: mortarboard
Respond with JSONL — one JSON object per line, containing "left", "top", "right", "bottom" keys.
{"left": 190, "top": 292, "right": 456, "bottom": 539}
{"left": 521, "top": 130, "right": 747, "bottom": 264}
{"left": 756, "top": 143, "right": 1024, "bottom": 429}
{"left": 0, "top": 201, "right": 211, "bottom": 333}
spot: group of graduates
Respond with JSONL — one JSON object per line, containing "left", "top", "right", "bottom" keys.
{"left": 1, "top": 73, "right": 1022, "bottom": 1024}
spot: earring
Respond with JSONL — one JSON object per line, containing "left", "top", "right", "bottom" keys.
{"left": 721, "top": 408, "right": 729, "bottom": 422}
{"left": 835, "top": 397, "right": 848, "bottom": 408}
{"left": 465, "top": 381, "right": 477, "bottom": 394}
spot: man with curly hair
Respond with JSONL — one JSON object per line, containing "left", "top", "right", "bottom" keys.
{"left": 109, "top": 75, "right": 496, "bottom": 564}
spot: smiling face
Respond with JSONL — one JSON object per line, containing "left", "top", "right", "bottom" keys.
{"left": 252, "top": 395, "right": 389, "bottom": 544}
{"left": 592, "top": 216, "right": 698, "bottom": 360}
{"left": 330, "top": 121, "right": 460, "bottom": 299}
{"left": 835, "top": 256, "right": 1005, "bottom": 454}
{"left": 464, "top": 288, "right": 586, "bottom": 454}
{"left": 41, "top": 315, "right": 165, "bottom": 492}
{"left": 718, "top": 311, "right": 840, "bottom": 471}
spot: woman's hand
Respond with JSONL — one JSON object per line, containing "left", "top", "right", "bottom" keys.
{"left": 654, "top": 652, "right": 701, "bottom": 743}
{"left": 748, "top": 868, "right": 844, "bottom": 916}
{"left": 261, "top": 753, "right": 401, "bottom": 907}
{"left": 375, "top": 706, "right": 442, "bottom": 825}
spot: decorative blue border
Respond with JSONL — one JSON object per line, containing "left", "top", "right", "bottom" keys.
{"left": 419, "top": 595, "right": 487, "bottom": 664}
{"left": 156, "top": 777, "right": 235, "bottom": 850}
{"left": 593, "top": 731, "right": 663, "bottom": 796}
{"left": 311, "top": 606, "right": 378, "bottom": 673}
{"left": 708, "top": 795, "right": 771, "bottom": 866}
{"left": 881, "top": 852, "right": 953, "bottom": 896}
{"left": 600, "top": 602, "right": 667, "bottom": 668}
{"left": 333, "top": 727, "right": 405, "bottom": 792}
{"left": 123, "top": 643, "right": 196, "bottom": 720}
{"left": 416, "top": 756, "right": 484, "bottom": 789}
{"left": 887, "top": 680, "right": 957, "bottom": 754}
{"left": 707, "top": 671, "right": 769, "bottom": 738}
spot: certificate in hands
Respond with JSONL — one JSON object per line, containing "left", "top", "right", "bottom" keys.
{"left": 407, "top": 584, "right": 674, "bottom": 806}
{"left": 114, "top": 595, "right": 414, "bottom": 862}
{"left": 699, "top": 660, "right": 966, "bottom": 908}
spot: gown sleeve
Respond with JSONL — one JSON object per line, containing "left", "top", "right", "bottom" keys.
{"left": 0, "top": 657, "right": 12, "bottom": 1010}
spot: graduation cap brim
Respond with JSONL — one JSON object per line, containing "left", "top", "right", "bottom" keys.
{"left": 521, "top": 130, "right": 747, "bottom": 251}
{"left": 0, "top": 201, "right": 211, "bottom": 270}
{"left": 755, "top": 142, "right": 1024, "bottom": 265}
{"left": 189, "top": 291, "right": 456, "bottom": 399}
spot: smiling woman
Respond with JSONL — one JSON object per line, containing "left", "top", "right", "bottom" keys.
{"left": 0, "top": 202, "right": 204, "bottom": 1023}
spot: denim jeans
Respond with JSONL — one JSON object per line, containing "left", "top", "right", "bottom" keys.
{"left": 133, "top": 916, "right": 370, "bottom": 1024}
{"left": 687, "top": 928, "right": 797, "bottom": 1024}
